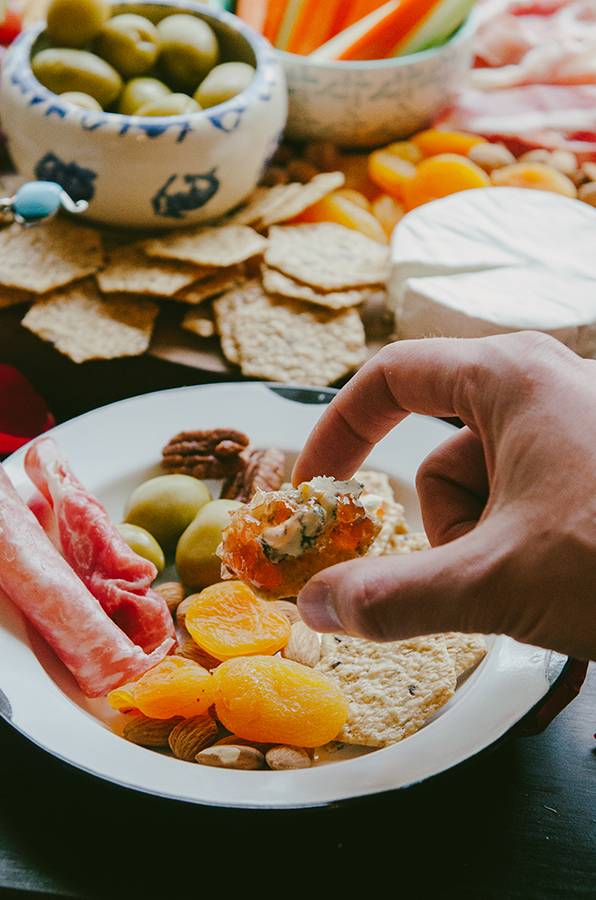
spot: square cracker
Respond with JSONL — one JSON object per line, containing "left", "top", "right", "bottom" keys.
{"left": 227, "top": 172, "right": 345, "bottom": 229}
{"left": 21, "top": 279, "right": 159, "bottom": 363}
{"left": 443, "top": 633, "right": 487, "bottom": 676}
{"left": 142, "top": 223, "right": 268, "bottom": 267}
{"left": 262, "top": 264, "right": 372, "bottom": 310}
{"left": 0, "top": 217, "right": 103, "bottom": 293}
{"left": 213, "top": 278, "right": 367, "bottom": 386}
{"left": 96, "top": 243, "right": 207, "bottom": 296}
{"left": 264, "top": 223, "right": 390, "bottom": 291}
{"left": 317, "top": 633, "right": 457, "bottom": 748}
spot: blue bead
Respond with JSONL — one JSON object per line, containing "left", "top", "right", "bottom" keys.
{"left": 13, "top": 182, "right": 64, "bottom": 220}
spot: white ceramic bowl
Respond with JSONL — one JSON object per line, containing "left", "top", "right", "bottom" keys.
{"left": 0, "top": 1, "right": 288, "bottom": 229}
{"left": 277, "top": 13, "right": 477, "bottom": 148}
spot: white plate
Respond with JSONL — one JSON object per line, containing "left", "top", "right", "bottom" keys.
{"left": 0, "top": 382, "right": 564, "bottom": 808}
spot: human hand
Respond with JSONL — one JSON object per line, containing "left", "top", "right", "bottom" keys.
{"left": 292, "top": 331, "right": 596, "bottom": 661}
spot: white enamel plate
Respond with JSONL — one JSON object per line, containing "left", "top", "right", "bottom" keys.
{"left": 0, "top": 382, "right": 565, "bottom": 808}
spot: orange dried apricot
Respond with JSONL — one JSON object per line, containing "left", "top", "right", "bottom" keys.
{"left": 290, "top": 191, "right": 388, "bottom": 243}
{"left": 367, "top": 149, "right": 417, "bottom": 201}
{"left": 213, "top": 655, "right": 350, "bottom": 747}
{"left": 489, "top": 161, "right": 577, "bottom": 198}
{"left": 334, "top": 187, "right": 371, "bottom": 209}
{"left": 381, "top": 140, "right": 423, "bottom": 165}
{"left": 403, "top": 153, "right": 491, "bottom": 210}
{"left": 108, "top": 656, "right": 215, "bottom": 719}
{"left": 410, "top": 128, "right": 487, "bottom": 158}
{"left": 184, "top": 580, "right": 291, "bottom": 661}
{"left": 371, "top": 194, "right": 405, "bottom": 239}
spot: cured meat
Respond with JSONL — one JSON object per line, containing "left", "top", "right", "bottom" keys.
{"left": 25, "top": 436, "right": 176, "bottom": 654}
{"left": 0, "top": 463, "right": 174, "bottom": 697}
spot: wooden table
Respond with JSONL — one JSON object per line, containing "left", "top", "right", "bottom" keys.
{"left": 1, "top": 308, "right": 595, "bottom": 900}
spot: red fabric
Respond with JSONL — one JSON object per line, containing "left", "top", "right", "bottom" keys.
{"left": 0, "top": 366, "right": 54, "bottom": 455}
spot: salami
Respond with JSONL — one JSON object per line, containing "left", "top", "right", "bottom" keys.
{"left": 25, "top": 436, "right": 176, "bottom": 654}
{"left": 0, "top": 463, "right": 174, "bottom": 697}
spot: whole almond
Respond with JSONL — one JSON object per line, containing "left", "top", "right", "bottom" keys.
{"left": 272, "top": 599, "right": 302, "bottom": 624}
{"left": 195, "top": 744, "right": 265, "bottom": 769}
{"left": 265, "top": 745, "right": 312, "bottom": 770}
{"left": 176, "top": 638, "right": 221, "bottom": 670}
{"left": 153, "top": 581, "right": 185, "bottom": 614}
{"left": 176, "top": 594, "right": 197, "bottom": 629}
{"left": 168, "top": 714, "right": 219, "bottom": 760}
{"left": 122, "top": 714, "right": 179, "bottom": 747}
{"left": 281, "top": 619, "right": 320, "bottom": 667}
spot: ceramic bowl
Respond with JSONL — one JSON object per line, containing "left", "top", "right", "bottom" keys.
{"left": 277, "top": 12, "right": 477, "bottom": 149}
{"left": 0, "top": 1, "right": 288, "bottom": 229}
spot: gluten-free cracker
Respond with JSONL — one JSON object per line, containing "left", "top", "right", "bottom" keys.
{"left": 0, "top": 217, "right": 103, "bottom": 293}
{"left": 265, "top": 223, "right": 390, "bottom": 291}
{"left": 173, "top": 265, "right": 246, "bottom": 304}
{"left": 444, "top": 633, "right": 487, "bottom": 676}
{"left": 317, "top": 633, "right": 457, "bottom": 748}
{"left": 21, "top": 279, "right": 159, "bottom": 362}
{"left": 96, "top": 243, "right": 206, "bottom": 296}
{"left": 142, "top": 223, "right": 268, "bottom": 267}
{"left": 228, "top": 172, "right": 346, "bottom": 229}
{"left": 261, "top": 264, "right": 372, "bottom": 310}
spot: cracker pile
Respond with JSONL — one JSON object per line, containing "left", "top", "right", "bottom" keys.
{"left": 0, "top": 169, "right": 391, "bottom": 382}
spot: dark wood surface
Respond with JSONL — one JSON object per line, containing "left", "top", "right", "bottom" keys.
{"left": 1, "top": 308, "right": 595, "bottom": 900}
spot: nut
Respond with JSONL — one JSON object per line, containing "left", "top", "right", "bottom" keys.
{"left": 467, "top": 142, "right": 515, "bottom": 173}
{"left": 195, "top": 744, "right": 266, "bottom": 769}
{"left": 176, "top": 637, "right": 221, "bottom": 670}
{"left": 153, "top": 581, "right": 185, "bottom": 614}
{"left": 281, "top": 619, "right": 321, "bottom": 667}
{"left": 176, "top": 594, "right": 196, "bottom": 630}
{"left": 578, "top": 181, "right": 596, "bottom": 207}
{"left": 221, "top": 447, "right": 286, "bottom": 502}
{"left": 168, "top": 714, "right": 219, "bottom": 760}
{"left": 162, "top": 428, "right": 250, "bottom": 479}
{"left": 122, "top": 714, "right": 179, "bottom": 747}
{"left": 265, "top": 745, "right": 312, "bottom": 770}
{"left": 272, "top": 599, "right": 302, "bottom": 624}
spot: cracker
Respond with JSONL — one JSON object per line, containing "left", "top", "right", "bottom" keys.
{"left": 181, "top": 307, "right": 216, "bottom": 337}
{"left": 265, "top": 223, "right": 390, "bottom": 291}
{"left": 0, "top": 217, "right": 103, "bottom": 293}
{"left": 21, "top": 279, "right": 159, "bottom": 363}
{"left": 142, "top": 223, "right": 268, "bottom": 267}
{"left": 444, "top": 633, "right": 487, "bottom": 676}
{"left": 173, "top": 265, "right": 246, "bottom": 304}
{"left": 96, "top": 243, "right": 206, "bottom": 296}
{"left": 387, "top": 531, "right": 431, "bottom": 555}
{"left": 227, "top": 172, "right": 346, "bottom": 229}
{"left": 317, "top": 633, "right": 457, "bottom": 748}
{"left": 213, "top": 278, "right": 367, "bottom": 386}
{"left": 356, "top": 470, "right": 397, "bottom": 504}
{"left": 261, "top": 264, "right": 372, "bottom": 310}
{"left": 0, "top": 284, "right": 33, "bottom": 308}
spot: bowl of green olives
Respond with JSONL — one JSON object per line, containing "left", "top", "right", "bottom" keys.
{"left": 0, "top": 0, "right": 288, "bottom": 228}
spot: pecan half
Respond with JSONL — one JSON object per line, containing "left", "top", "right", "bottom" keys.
{"left": 162, "top": 428, "right": 250, "bottom": 479}
{"left": 221, "top": 447, "right": 285, "bottom": 502}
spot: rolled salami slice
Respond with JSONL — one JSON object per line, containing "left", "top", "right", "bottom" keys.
{"left": 0, "top": 463, "right": 174, "bottom": 697}
{"left": 25, "top": 436, "right": 176, "bottom": 654}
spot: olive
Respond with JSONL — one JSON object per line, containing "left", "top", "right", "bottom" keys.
{"left": 175, "top": 499, "right": 243, "bottom": 589}
{"left": 123, "top": 474, "right": 211, "bottom": 551}
{"left": 45, "top": 0, "right": 110, "bottom": 49}
{"left": 136, "top": 93, "right": 202, "bottom": 116}
{"left": 59, "top": 90, "right": 103, "bottom": 110}
{"left": 116, "top": 76, "right": 171, "bottom": 115}
{"left": 156, "top": 14, "right": 219, "bottom": 93}
{"left": 116, "top": 523, "right": 165, "bottom": 574}
{"left": 194, "top": 62, "right": 255, "bottom": 109}
{"left": 93, "top": 14, "right": 158, "bottom": 81}
{"left": 31, "top": 47, "right": 122, "bottom": 109}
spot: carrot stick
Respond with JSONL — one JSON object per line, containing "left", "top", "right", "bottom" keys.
{"left": 262, "top": 0, "right": 292, "bottom": 43}
{"left": 284, "top": 0, "right": 347, "bottom": 55}
{"left": 235, "top": 0, "right": 270, "bottom": 33}
{"left": 309, "top": 0, "right": 399, "bottom": 61}
{"left": 334, "top": 0, "right": 446, "bottom": 61}
{"left": 395, "top": 0, "right": 477, "bottom": 55}
{"left": 336, "top": 0, "right": 391, "bottom": 31}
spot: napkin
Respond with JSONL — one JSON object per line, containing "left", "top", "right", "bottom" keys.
{"left": 0, "top": 365, "right": 54, "bottom": 456}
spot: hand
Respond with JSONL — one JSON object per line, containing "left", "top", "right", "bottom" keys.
{"left": 292, "top": 331, "right": 596, "bottom": 661}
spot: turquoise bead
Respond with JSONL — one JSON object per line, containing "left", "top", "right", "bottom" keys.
{"left": 13, "top": 182, "right": 64, "bottom": 221}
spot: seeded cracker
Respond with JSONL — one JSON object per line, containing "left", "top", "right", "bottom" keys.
{"left": 0, "top": 218, "right": 103, "bottom": 293}
{"left": 142, "top": 223, "right": 268, "bottom": 267}
{"left": 227, "top": 172, "right": 346, "bottom": 229}
{"left": 317, "top": 633, "right": 457, "bottom": 748}
{"left": 261, "top": 265, "right": 373, "bottom": 310}
{"left": 96, "top": 243, "right": 207, "bottom": 296}
{"left": 265, "top": 223, "right": 390, "bottom": 291}
{"left": 21, "top": 279, "right": 159, "bottom": 363}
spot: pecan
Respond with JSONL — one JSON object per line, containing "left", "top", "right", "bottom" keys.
{"left": 162, "top": 428, "right": 250, "bottom": 479}
{"left": 221, "top": 447, "right": 285, "bottom": 502}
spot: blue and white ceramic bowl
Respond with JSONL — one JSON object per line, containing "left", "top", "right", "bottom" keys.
{"left": 277, "top": 12, "right": 477, "bottom": 149}
{"left": 0, "top": 1, "right": 288, "bottom": 229}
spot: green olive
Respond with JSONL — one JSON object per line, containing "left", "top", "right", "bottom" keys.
{"left": 93, "top": 14, "right": 158, "bottom": 80}
{"left": 136, "top": 93, "right": 202, "bottom": 116}
{"left": 123, "top": 474, "right": 211, "bottom": 551}
{"left": 59, "top": 90, "right": 103, "bottom": 110}
{"left": 116, "top": 523, "right": 165, "bottom": 573}
{"left": 116, "top": 76, "right": 171, "bottom": 115}
{"left": 31, "top": 47, "right": 122, "bottom": 109}
{"left": 45, "top": 0, "right": 111, "bottom": 49}
{"left": 156, "top": 14, "right": 219, "bottom": 93}
{"left": 193, "top": 62, "right": 255, "bottom": 109}
{"left": 175, "top": 499, "right": 243, "bottom": 589}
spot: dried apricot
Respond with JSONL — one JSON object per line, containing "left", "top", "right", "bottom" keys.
{"left": 184, "top": 580, "right": 291, "bottom": 661}
{"left": 108, "top": 656, "right": 215, "bottom": 719}
{"left": 213, "top": 655, "right": 350, "bottom": 747}
{"left": 371, "top": 194, "right": 405, "bottom": 239}
{"left": 410, "top": 128, "right": 487, "bottom": 158}
{"left": 290, "top": 191, "right": 388, "bottom": 243}
{"left": 490, "top": 161, "right": 577, "bottom": 198}
{"left": 367, "top": 149, "right": 417, "bottom": 201}
{"left": 403, "top": 154, "right": 491, "bottom": 210}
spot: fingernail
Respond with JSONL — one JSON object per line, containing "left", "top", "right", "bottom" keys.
{"left": 297, "top": 580, "right": 342, "bottom": 632}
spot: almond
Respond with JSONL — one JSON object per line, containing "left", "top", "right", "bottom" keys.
{"left": 153, "top": 581, "right": 185, "bottom": 614}
{"left": 195, "top": 744, "right": 266, "bottom": 769}
{"left": 122, "top": 714, "right": 180, "bottom": 747}
{"left": 272, "top": 599, "right": 302, "bottom": 624}
{"left": 281, "top": 619, "right": 320, "bottom": 667}
{"left": 168, "top": 714, "right": 219, "bottom": 760}
{"left": 176, "top": 594, "right": 196, "bottom": 629}
{"left": 176, "top": 637, "right": 221, "bottom": 670}
{"left": 265, "top": 744, "right": 312, "bottom": 770}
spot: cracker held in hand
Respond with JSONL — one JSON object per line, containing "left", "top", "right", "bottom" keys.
{"left": 316, "top": 633, "right": 457, "bottom": 748}
{"left": 219, "top": 476, "right": 382, "bottom": 601}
